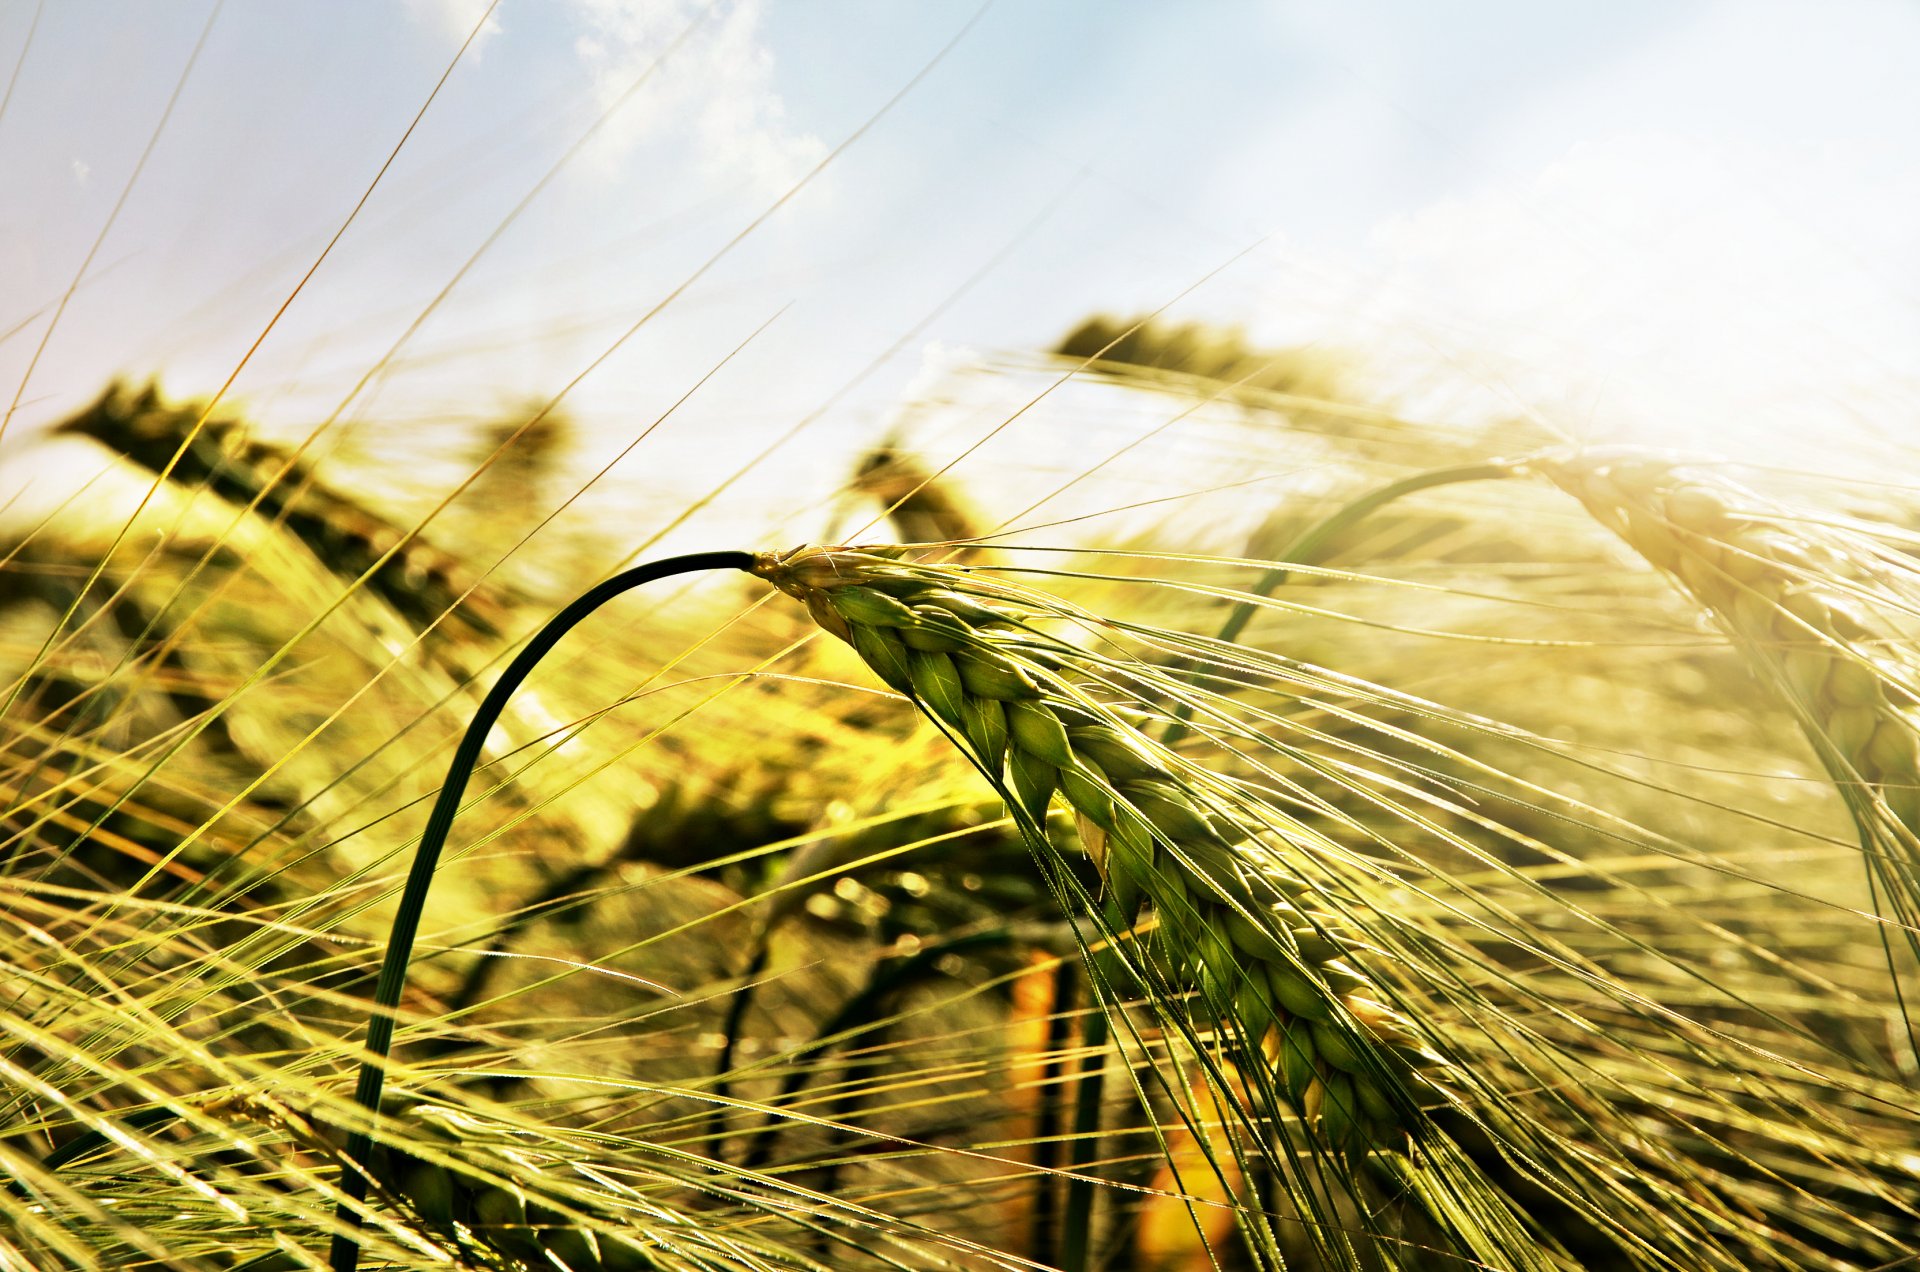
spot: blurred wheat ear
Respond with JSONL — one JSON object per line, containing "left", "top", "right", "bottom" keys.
{"left": 54, "top": 381, "right": 512, "bottom": 646}
{"left": 1540, "top": 453, "right": 1920, "bottom": 989}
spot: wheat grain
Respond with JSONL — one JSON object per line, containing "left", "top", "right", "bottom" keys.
{"left": 752, "top": 544, "right": 1448, "bottom": 1151}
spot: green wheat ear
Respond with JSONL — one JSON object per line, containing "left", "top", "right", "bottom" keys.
{"left": 1538, "top": 453, "right": 1920, "bottom": 1047}
{"left": 752, "top": 544, "right": 1451, "bottom": 1153}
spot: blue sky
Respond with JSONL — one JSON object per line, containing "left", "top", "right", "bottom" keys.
{"left": 3, "top": 0, "right": 1917, "bottom": 536}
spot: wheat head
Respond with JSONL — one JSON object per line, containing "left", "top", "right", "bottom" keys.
{"left": 1539, "top": 454, "right": 1920, "bottom": 846}
{"left": 750, "top": 544, "right": 1449, "bottom": 1152}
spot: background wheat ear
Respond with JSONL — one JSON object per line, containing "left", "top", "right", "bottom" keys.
{"left": 1537, "top": 453, "right": 1920, "bottom": 969}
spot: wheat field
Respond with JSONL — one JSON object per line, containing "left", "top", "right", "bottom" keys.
{"left": 3, "top": 6, "right": 1919, "bottom": 1272}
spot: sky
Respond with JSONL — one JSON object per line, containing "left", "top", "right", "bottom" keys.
{"left": 2, "top": 0, "right": 1916, "bottom": 543}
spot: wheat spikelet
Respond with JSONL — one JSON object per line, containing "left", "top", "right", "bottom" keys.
{"left": 751, "top": 544, "right": 1449, "bottom": 1152}
{"left": 50, "top": 381, "right": 601, "bottom": 835}
{"left": 1538, "top": 453, "right": 1920, "bottom": 843}
{"left": 1051, "top": 314, "right": 1351, "bottom": 401}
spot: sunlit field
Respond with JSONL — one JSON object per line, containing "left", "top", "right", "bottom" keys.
{"left": 4, "top": 5, "right": 1920, "bottom": 1271}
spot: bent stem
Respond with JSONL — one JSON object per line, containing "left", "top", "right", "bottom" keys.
{"left": 1161, "top": 459, "right": 1519, "bottom": 748}
{"left": 326, "top": 549, "right": 755, "bottom": 1272}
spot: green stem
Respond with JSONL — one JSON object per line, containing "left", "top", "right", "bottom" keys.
{"left": 1161, "top": 460, "right": 1516, "bottom": 748}
{"left": 327, "top": 550, "right": 754, "bottom": 1272}
{"left": 1057, "top": 1001, "right": 1110, "bottom": 1272}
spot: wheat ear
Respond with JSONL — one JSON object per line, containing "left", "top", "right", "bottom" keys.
{"left": 1539, "top": 451, "right": 1920, "bottom": 1060}
{"left": 752, "top": 545, "right": 1448, "bottom": 1151}
{"left": 1539, "top": 455, "right": 1920, "bottom": 843}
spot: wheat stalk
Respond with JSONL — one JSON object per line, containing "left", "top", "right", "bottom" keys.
{"left": 751, "top": 544, "right": 1450, "bottom": 1154}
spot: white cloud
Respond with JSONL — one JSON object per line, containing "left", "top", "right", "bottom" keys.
{"left": 403, "top": 0, "right": 503, "bottom": 48}
{"left": 568, "top": 0, "right": 826, "bottom": 193}
{"left": 1239, "top": 1, "right": 1920, "bottom": 467}
{"left": 1341, "top": 132, "right": 1920, "bottom": 462}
